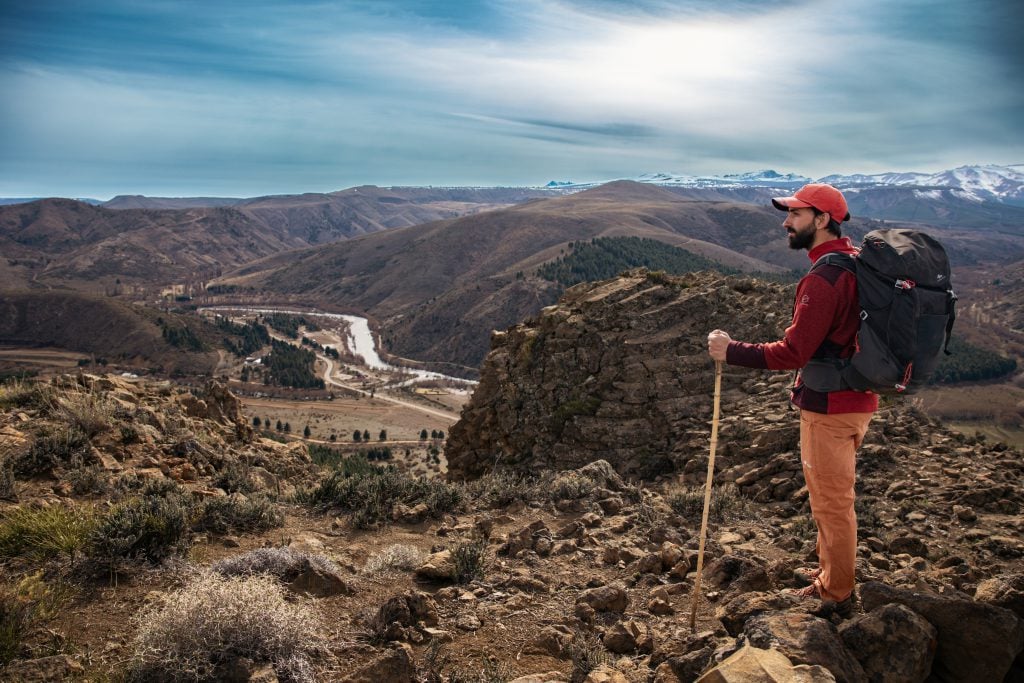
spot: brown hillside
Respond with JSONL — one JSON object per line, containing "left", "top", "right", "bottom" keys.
{"left": 224, "top": 181, "right": 873, "bottom": 370}
{"left": 0, "top": 291, "right": 219, "bottom": 375}
{"left": 0, "top": 189, "right": 552, "bottom": 293}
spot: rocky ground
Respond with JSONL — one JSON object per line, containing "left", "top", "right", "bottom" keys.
{"left": 1, "top": 269, "right": 1023, "bottom": 682}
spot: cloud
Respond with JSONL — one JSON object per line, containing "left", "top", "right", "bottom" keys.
{"left": 0, "top": 0, "right": 1021, "bottom": 196}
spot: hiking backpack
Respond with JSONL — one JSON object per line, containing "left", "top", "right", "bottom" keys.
{"left": 800, "top": 229, "right": 957, "bottom": 395}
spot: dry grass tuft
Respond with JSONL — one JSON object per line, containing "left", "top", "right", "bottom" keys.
{"left": 126, "top": 571, "right": 328, "bottom": 683}
{"left": 212, "top": 546, "right": 340, "bottom": 580}
{"left": 362, "top": 544, "right": 424, "bottom": 576}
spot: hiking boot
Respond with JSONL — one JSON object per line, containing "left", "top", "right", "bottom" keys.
{"left": 785, "top": 581, "right": 854, "bottom": 619}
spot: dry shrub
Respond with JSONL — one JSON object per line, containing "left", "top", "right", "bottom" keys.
{"left": 0, "top": 378, "right": 53, "bottom": 410}
{"left": 362, "top": 544, "right": 424, "bottom": 576}
{"left": 547, "top": 471, "right": 597, "bottom": 501}
{"left": 16, "top": 425, "right": 91, "bottom": 475}
{"left": 667, "top": 484, "right": 747, "bottom": 523}
{"left": 213, "top": 546, "right": 340, "bottom": 581}
{"left": 126, "top": 572, "right": 328, "bottom": 683}
{"left": 50, "top": 387, "right": 115, "bottom": 438}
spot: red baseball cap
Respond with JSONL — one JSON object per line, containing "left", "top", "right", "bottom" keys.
{"left": 772, "top": 183, "right": 850, "bottom": 223}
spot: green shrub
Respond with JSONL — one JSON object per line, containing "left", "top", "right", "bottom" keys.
{"left": 465, "top": 470, "right": 537, "bottom": 508}
{"left": 211, "top": 461, "right": 255, "bottom": 494}
{"left": 121, "top": 425, "right": 141, "bottom": 444}
{"left": 667, "top": 484, "right": 747, "bottom": 523}
{"left": 0, "top": 459, "right": 15, "bottom": 501}
{"left": 451, "top": 534, "right": 489, "bottom": 584}
{"left": 305, "top": 460, "right": 464, "bottom": 529}
{"left": 16, "top": 426, "right": 91, "bottom": 475}
{"left": 68, "top": 465, "right": 110, "bottom": 495}
{"left": 0, "top": 572, "right": 71, "bottom": 666}
{"left": 88, "top": 488, "right": 194, "bottom": 568}
{"left": 194, "top": 495, "right": 284, "bottom": 534}
{"left": 126, "top": 572, "right": 327, "bottom": 682}
{"left": 0, "top": 504, "right": 97, "bottom": 563}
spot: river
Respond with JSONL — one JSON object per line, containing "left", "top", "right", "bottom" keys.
{"left": 199, "top": 306, "right": 473, "bottom": 386}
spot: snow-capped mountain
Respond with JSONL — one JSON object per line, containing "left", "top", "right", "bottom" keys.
{"left": 821, "top": 164, "right": 1024, "bottom": 203}
{"left": 551, "top": 164, "right": 1024, "bottom": 205}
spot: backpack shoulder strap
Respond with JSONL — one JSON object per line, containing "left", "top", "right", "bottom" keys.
{"left": 810, "top": 251, "right": 856, "bottom": 274}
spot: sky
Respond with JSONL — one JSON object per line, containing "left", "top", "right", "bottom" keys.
{"left": 1, "top": 0, "right": 1022, "bottom": 199}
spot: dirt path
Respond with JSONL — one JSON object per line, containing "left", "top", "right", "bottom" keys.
{"left": 321, "top": 356, "right": 460, "bottom": 422}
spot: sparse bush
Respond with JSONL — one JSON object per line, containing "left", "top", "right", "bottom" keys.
{"left": 451, "top": 534, "right": 489, "bottom": 584}
{"left": 465, "top": 470, "right": 537, "bottom": 508}
{"left": 304, "top": 458, "right": 464, "bottom": 529}
{"left": 0, "top": 379, "right": 52, "bottom": 410}
{"left": 125, "top": 572, "right": 327, "bottom": 683}
{"left": 566, "top": 629, "right": 608, "bottom": 683}
{"left": 67, "top": 465, "right": 110, "bottom": 495}
{"left": 120, "top": 424, "right": 141, "bottom": 444}
{"left": 667, "top": 484, "right": 747, "bottom": 522}
{"left": 548, "top": 471, "right": 597, "bottom": 501}
{"left": 0, "top": 572, "right": 72, "bottom": 666}
{"left": 362, "top": 544, "right": 424, "bottom": 576}
{"left": 51, "top": 388, "right": 115, "bottom": 437}
{"left": 88, "top": 488, "right": 194, "bottom": 569}
{"left": 213, "top": 546, "right": 340, "bottom": 580}
{"left": 194, "top": 495, "right": 284, "bottom": 534}
{"left": 16, "top": 426, "right": 91, "bottom": 475}
{"left": 0, "top": 504, "right": 97, "bottom": 563}
{"left": 211, "top": 461, "right": 255, "bottom": 494}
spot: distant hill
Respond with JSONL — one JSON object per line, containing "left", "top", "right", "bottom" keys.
{"left": 0, "top": 187, "right": 555, "bottom": 293}
{"left": 0, "top": 290, "right": 220, "bottom": 375}
{"left": 223, "top": 180, "right": 1024, "bottom": 373}
{"left": 220, "top": 181, "right": 850, "bottom": 370}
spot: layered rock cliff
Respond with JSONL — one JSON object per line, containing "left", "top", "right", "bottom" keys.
{"left": 447, "top": 269, "right": 795, "bottom": 480}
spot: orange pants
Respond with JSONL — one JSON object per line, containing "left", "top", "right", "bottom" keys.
{"left": 799, "top": 410, "right": 872, "bottom": 602}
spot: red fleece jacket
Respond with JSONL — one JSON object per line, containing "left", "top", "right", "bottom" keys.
{"left": 726, "top": 237, "right": 879, "bottom": 415}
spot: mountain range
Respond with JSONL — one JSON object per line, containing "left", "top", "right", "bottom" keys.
{"left": 3, "top": 165, "right": 1024, "bottom": 376}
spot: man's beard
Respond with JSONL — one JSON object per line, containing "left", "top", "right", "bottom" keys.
{"left": 788, "top": 225, "right": 816, "bottom": 250}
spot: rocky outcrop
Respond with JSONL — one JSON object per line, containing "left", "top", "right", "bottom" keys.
{"left": 448, "top": 270, "right": 793, "bottom": 479}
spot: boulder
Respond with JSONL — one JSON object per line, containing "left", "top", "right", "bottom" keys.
{"left": 602, "top": 620, "right": 644, "bottom": 654}
{"left": 703, "top": 555, "right": 772, "bottom": 596}
{"left": 744, "top": 612, "right": 867, "bottom": 683}
{"left": 839, "top": 603, "right": 936, "bottom": 683}
{"left": 859, "top": 581, "right": 1024, "bottom": 683}
{"left": 577, "top": 585, "right": 629, "bottom": 613}
{"left": 287, "top": 559, "right": 355, "bottom": 598}
{"left": 415, "top": 550, "right": 455, "bottom": 581}
{"left": 694, "top": 644, "right": 837, "bottom": 682}
{"left": 717, "top": 591, "right": 800, "bottom": 637}
{"left": 974, "top": 573, "right": 1024, "bottom": 619}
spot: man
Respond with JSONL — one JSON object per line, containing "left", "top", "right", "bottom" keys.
{"left": 707, "top": 183, "right": 877, "bottom": 612}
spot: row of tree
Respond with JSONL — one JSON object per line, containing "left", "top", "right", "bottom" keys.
{"left": 930, "top": 337, "right": 1018, "bottom": 384}
{"left": 262, "top": 313, "right": 321, "bottom": 339}
{"left": 536, "top": 236, "right": 734, "bottom": 288}
{"left": 263, "top": 339, "right": 325, "bottom": 389}
{"left": 218, "top": 317, "right": 271, "bottom": 357}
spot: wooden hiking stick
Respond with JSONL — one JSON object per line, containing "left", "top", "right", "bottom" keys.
{"left": 689, "top": 360, "right": 723, "bottom": 631}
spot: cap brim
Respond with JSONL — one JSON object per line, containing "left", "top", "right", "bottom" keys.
{"left": 772, "top": 196, "right": 812, "bottom": 211}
